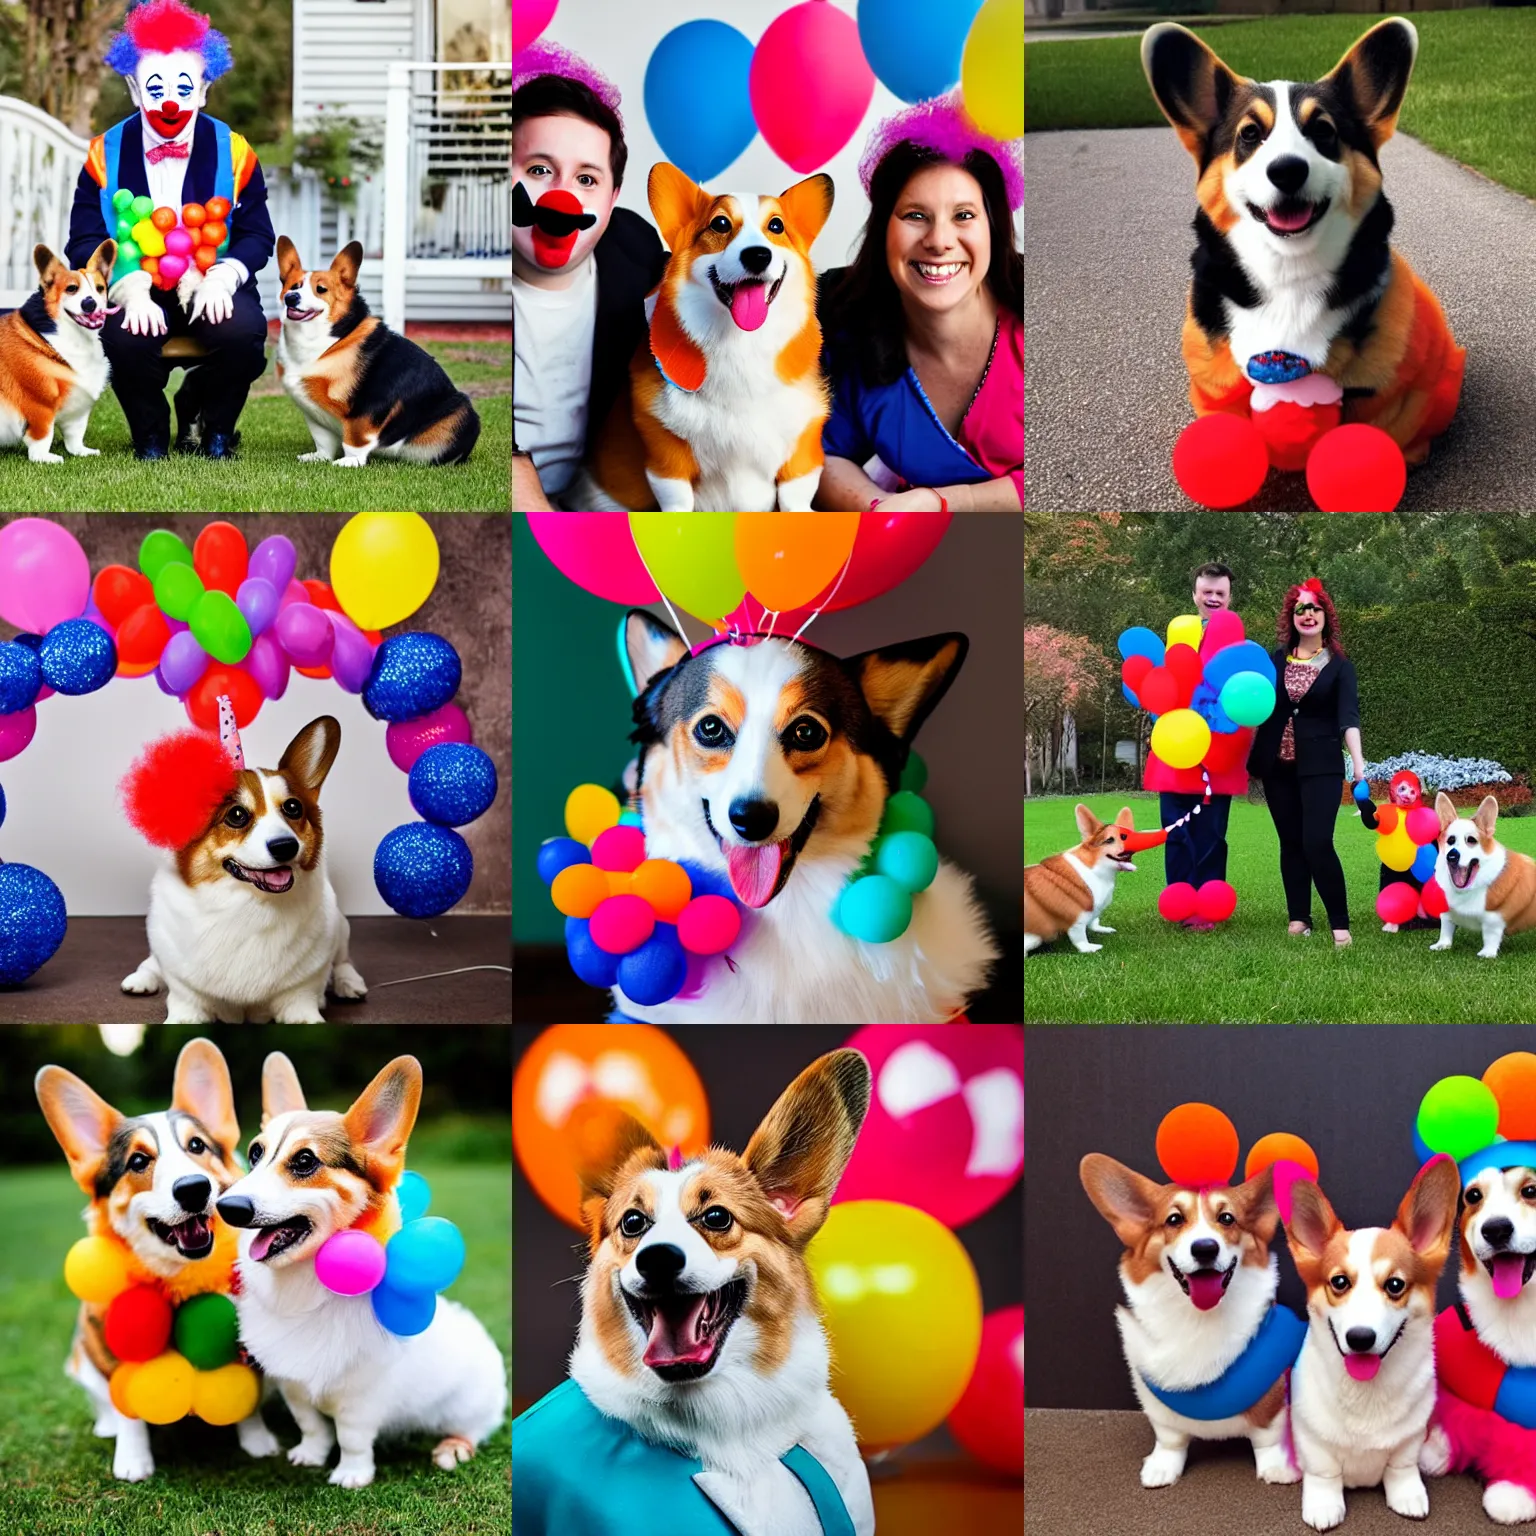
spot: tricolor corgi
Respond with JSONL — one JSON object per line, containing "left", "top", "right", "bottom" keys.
{"left": 1080, "top": 1155, "right": 1297, "bottom": 1487}
{"left": 1025, "top": 804, "right": 1138, "bottom": 955}
{"left": 1283, "top": 1158, "right": 1460, "bottom": 1531}
{"left": 119, "top": 714, "right": 366, "bottom": 1023}
{"left": 1430, "top": 794, "right": 1536, "bottom": 959}
{"left": 576, "top": 164, "right": 832, "bottom": 511}
{"left": 517, "top": 1048, "right": 875, "bottom": 1536}
{"left": 34, "top": 1038, "right": 279, "bottom": 1481}
{"left": 274, "top": 237, "right": 480, "bottom": 466}
{"left": 0, "top": 240, "right": 115, "bottom": 462}
{"left": 215, "top": 1053, "right": 507, "bottom": 1488}
{"left": 616, "top": 611, "right": 996, "bottom": 1024}
{"left": 1142, "top": 20, "right": 1463, "bottom": 465}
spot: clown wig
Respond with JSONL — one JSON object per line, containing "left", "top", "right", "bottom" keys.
{"left": 1277, "top": 578, "right": 1346, "bottom": 657}
{"left": 104, "top": 0, "right": 233, "bottom": 82}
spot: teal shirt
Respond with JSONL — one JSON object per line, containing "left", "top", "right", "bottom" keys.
{"left": 513, "top": 1379, "right": 855, "bottom": 1536}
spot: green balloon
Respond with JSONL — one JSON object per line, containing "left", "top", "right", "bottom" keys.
{"left": 112, "top": 187, "right": 135, "bottom": 213}
{"left": 879, "top": 790, "right": 935, "bottom": 840}
{"left": 116, "top": 239, "right": 141, "bottom": 269}
{"left": 628, "top": 514, "right": 745, "bottom": 621}
{"left": 153, "top": 560, "right": 205, "bottom": 622}
{"left": 1219, "top": 671, "right": 1274, "bottom": 729}
{"left": 173, "top": 1292, "right": 239, "bottom": 1371}
{"left": 899, "top": 751, "right": 928, "bottom": 794}
{"left": 130, "top": 194, "right": 154, "bottom": 220}
{"left": 190, "top": 589, "right": 253, "bottom": 664}
{"left": 139, "top": 528, "right": 193, "bottom": 580}
{"left": 115, "top": 217, "right": 135, "bottom": 243}
{"left": 875, "top": 830, "right": 939, "bottom": 893}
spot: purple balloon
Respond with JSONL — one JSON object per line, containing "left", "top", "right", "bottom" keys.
{"left": 236, "top": 576, "right": 280, "bottom": 636}
{"left": 81, "top": 597, "right": 113, "bottom": 635}
{"left": 153, "top": 665, "right": 178, "bottom": 696}
{"left": 329, "top": 612, "right": 375, "bottom": 693}
{"left": 275, "top": 602, "right": 334, "bottom": 667}
{"left": 159, "top": 629, "right": 210, "bottom": 694}
{"left": 249, "top": 535, "right": 297, "bottom": 594}
{"left": 244, "top": 631, "right": 291, "bottom": 700}
{"left": 279, "top": 578, "right": 309, "bottom": 609}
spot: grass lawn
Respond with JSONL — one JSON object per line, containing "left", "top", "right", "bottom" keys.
{"left": 1025, "top": 793, "right": 1536, "bottom": 1024}
{"left": 1025, "top": 10, "right": 1536, "bottom": 199}
{"left": 0, "top": 341, "right": 510, "bottom": 513}
{"left": 0, "top": 1158, "right": 511, "bottom": 1536}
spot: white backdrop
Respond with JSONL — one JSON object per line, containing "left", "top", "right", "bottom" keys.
{"left": 535, "top": 0, "right": 1023, "bottom": 274}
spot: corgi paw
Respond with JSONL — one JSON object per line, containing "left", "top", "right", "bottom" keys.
{"left": 330, "top": 963, "right": 367, "bottom": 1000}
{"left": 121, "top": 966, "right": 162, "bottom": 995}
{"left": 1385, "top": 1471, "right": 1429, "bottom": 1519}
{"left": 272, "top": 997, "right": 327, "bottom": 1023}
{"left": 297, "top": 450, "right": 335, "bottom": 463}
{"left": 238, "top": 1419, "right": 281, "bottom": 1459}
{"left": 1419, "top": 1424, "right": 1452, "bottom": 1477}
{"left": 329, "top": 1461, "right": 376, "bottom": 1489}
{"left": 69, "top": 444, "right": 101, "bottom": 457}
{"left": 93, "top": 1414, "right": 117, "bottom": 1438}
{"left": 1480, "top": 947, "right": 1503, "bottom": 960}
{"left": 288, "top": 1438, "right": 333, "bottom": 1468}
{"left": 113, "top": 1442, "right": 155, "bottom": 1482}
{"left": 1255, "top": 1446, "right": 1300, "bottom": 1484}
{"left": 1091, "top": 923, "right": 1116, "bottom": 934}
{"left": 1303, "top": 1484, "right": 1347, "bottom": 1531}
{"left": 1429, "top": 939, "right": 1453, "bottom": 951}
{"left": 1140, "top": 1446, "right": 1185, "bottom": 1487}
{"left": 333, "top": 457, "right": 367, "bottom": 469}
{"left": 432, "top": 1435, "right": 475, "bottom": 1470}
{"left": 1074, "top": 941, "right": 1103, "bottom": 954}
{"left": 1485, "top": 1482, "right": 1536, "bottom": 1525}
{"left": 29, "top": 451, "right": 64, "bottom": 465}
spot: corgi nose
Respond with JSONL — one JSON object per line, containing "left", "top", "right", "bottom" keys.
{"left": 635, "top": 1243, "right": 687, "bottom": 1285}
{"left": 1345, "top": 1327, "right": 1376, "bottom": 1353}
{"left": 80, "top": 296, "right": 96, "bottom": 313}
{"left": 267, "top": 836, "right": 300, "bottom": 862}
{"left": 284, "top": 289, "right": 303, "bottom": 307}
{"left": 173, "top": 1174, "right": 210, "bottom": 1213}
{"left": 1190, "top": 1238, "right": 1220, "bottom": 1266}
{"left": 1266, "top": 155, "right": 1310, "bottom": 196}
{"left": 729, "top": 797, "right": 779, "bottom": 842}
{"left": 217, "top": 1194, "right": 255, "bottom": 1227}
{"left": 1483, "top": 1217, "right": 1516, "bottom": 1249}
{"left": 739, "top": 246, "right": 772, "bottom": 276}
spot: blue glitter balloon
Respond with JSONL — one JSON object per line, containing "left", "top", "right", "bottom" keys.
{"left": 39, "top": 619, "right": 117, "bottom": 696}
{"left": 371, "top": 1280, "right": 437, "bottom": 1336}
{"left": 396, "top": 1171, "right": 431, "bottom": 1224}
{"left": 538, "top": 837, "right": 589, "bottom": 885}
{"left": 11, "top": 633, "right": 40, "bottom": 652}
{"left": 566, "top": 916, "right": 620, "bottom": 987}
{"left": 0, "top": 863, "right": 66, "bottom": 983}
{"left": 617, "top": 923, "right": 687, "bottom": 1006}
{"left": 363, "top": 633, "right": 462, "bottom": 723}
{"left": 0, "top": 641, "right": 41, "bottom": 714}
{"left": 0, "top": 782, "right": 7, "bottom": 830}
{"left": 373, "top": 822, "right": 473, "bottom": 918}
{"left": 385, "top": 1217, "right": 465, "bottom": 1295}
{"left": 408, "top": 743, "right": 498, "bottom": 828}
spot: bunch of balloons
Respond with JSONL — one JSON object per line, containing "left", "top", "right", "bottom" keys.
{"left": 1358, "top": 783, "right": 1445, "bottom": 925}
{"left": 62, "top": 1235, "right": 258, "bottom": 1426}
{"left": 109, "top": 193, "right": 231, "bottom": 290}
{"left": 313, "top": 1171, "right": 466, "bottom": 1336}
{"left": 1158, "top": 877, "right": 1238, "bottom": 927}
{"left": 834, "top": 756, "right": 939, "bottom": 943}
{"left": 1415, "top": 1054, "right": 1536, "bottom": 1166}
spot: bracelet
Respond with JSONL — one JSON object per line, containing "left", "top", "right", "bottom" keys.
{"left": 869, "top": 494, "right": 950, "bottom": 512}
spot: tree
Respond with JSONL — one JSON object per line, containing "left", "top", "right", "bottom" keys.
{"left": 10, "top": 0, "right": 121, "bottom": 135}
{"left": 1024, "top": 623, "right": 1114, "bottom": 797}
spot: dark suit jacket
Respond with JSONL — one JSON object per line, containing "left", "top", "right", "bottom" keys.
{"left": 1248, "top": 648, "right": 1361, "bottom": 778}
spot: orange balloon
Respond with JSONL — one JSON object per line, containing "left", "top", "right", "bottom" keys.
{"left": 605, "top": 869, "right": 633, "bottom": 897}
{"left": 513, "top": 1025, "right": 710, "bottom": 1229}
{"left": 1378, "top": 804, "right": 1400, "bottom": 835}
{"left": 204, "top": 196, "right": 231, "bottom": 221}
{"left": 182, "top": 203, "right": 207, "bottom": 227}
{"left": 194, "top": 244, "right": 219, "bottom": 271}
{"left": 151, "top": 206, "right": 177, "bottom": 231}
{"left": 550, "top": 864, "right": 609, "bottom": 919}
{"left": 1244, "top": 1132, "right": 1319, "bottom": 1183}
{"left": 734, "top": 512, "right": 860, "bottom": 612}
{"left": 631, "top": 860, "right": 692, "bottom": 922}
{"left": 1484, "top": 1053, "right": 1536, "bottom": 1140}
{"left": 1156, "top": 1103, "right": 1239, "bottom": 1187}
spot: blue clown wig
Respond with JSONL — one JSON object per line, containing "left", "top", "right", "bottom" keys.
{"left": 104, "top": 0, "right": 233, "bottom": 82}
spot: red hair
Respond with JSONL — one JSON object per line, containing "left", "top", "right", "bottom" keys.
{"left": 1277, "top": 578, "right": 1346, "bottom": 657}
{"left": 125, "top": 0, "right": 211, "bottom": 54}
{"left": 121, "top": 730, "right": 239, "bottom": 849}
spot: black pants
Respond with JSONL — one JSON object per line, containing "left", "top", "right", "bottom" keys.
{"left": 1262, "top": 765, "right": 1350, "bottom": 930}
{"left": 102, "top": 284, "right": 268, "bottom": 443}
{"left": 1159, "top": 791, "right": 1231, "bottom": 887}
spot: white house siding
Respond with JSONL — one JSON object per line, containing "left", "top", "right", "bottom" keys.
{"left": 294, "top": 0, "right": 417, "bottom": 122}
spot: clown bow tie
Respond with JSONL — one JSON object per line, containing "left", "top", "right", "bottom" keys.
{"left": 146, "top": 141, "right": 190, "bottom": 164}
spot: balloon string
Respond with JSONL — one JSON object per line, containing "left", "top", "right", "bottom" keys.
{"left": 629, "top": 529, "right": 693, "bottom": 650}
{"left": 792, "top": 546, "right": 855, "bottom": 643}
{"left": 1159, "top": 767, "right": 1214, "bottom": 836}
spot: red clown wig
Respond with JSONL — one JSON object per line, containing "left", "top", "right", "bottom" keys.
{"left": 1277, "top": 578, "right": 1346, "bottom": 657}
{"left": 121, "top": 729, "right": 239, "bottom": 850}
{"left": 105, "top": 0, "right": 233, "bottom": 81}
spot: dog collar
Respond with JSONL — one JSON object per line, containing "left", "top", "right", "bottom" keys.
{"left": 1436, "top": 1303, "right": 1536, "bottom": 1429}
{"left": 1141, "top": 1303, "right": 1307, "bottom": 1421}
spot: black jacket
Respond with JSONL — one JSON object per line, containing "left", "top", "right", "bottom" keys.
{"left": 1248, "top": 648, "right": 1361, "bottom": 778}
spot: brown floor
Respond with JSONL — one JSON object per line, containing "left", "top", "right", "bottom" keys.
{"left": 1026, "top": 1408, "right": 1496, "bottom": 1534}
{"left": 0, "top": 915, "right": 509, "bottom": 1023}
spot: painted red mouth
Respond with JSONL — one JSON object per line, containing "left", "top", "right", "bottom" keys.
{"left": 532, "top": 227, "right": 578, "bottom": 268}
{"left": 148, "top": 103, "right": 191, "bottom": 138}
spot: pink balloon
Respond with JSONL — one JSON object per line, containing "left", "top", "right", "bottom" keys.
{"left": 512, "top": 0, "right": 558, "bottom": 55}
{"left": 834, "top": 1024, "right": 1023, "bottom": 1227}
{"left": 164, "top": 227, "right": 193, "bottom": 256}
{"left": 0, "top": 519, "right": 90, "bottom": 633}
{"left": 278, "top": 578, "right": 310, "bottom": 609}
{"left": 158, "top": 253, "right": 188, "bottom": 284}
{"left": 946, "top": 1306, "right": 1023, "bottom": 1476}
{"left": 0, "top": 704, "right": 37, "bottom": 761}
{"left": 243, "top": 630, "right": 290, "bottom": 699}
{"left": 749, "top": 0, "right": 876, "bottom": 173}
{"left": 1407, "top": 805, "right": 1441, "bottom": 846}
{"left": 527, "top": 513, "right": 660, "bottom": 605}
{"left": 1199, "top": 609, "right": 1246, "bottom": 658}
{"left": 386, "top": 701, "right": 472, "bottom": 772}
{"left": 275, "top": 603, "right": 334, "bottom": 667}
{"left": 314, "top": 1230, "right": 387, "bottom": 1297}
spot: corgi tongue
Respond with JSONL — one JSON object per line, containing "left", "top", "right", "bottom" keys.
{"left": 249, "top": 1226, "right": 281, "bottom": 1262}
{"left": 726, "top": 841, "right": 784, "bottom": 908}
{"left": 1493, "top": 1255, "right": 1528, "bottom": 1299}
{"left": 644, "top": 1296, "right": 712, "bottom": 1366}
{"left": 1187, "top": 1271, "right": 1226, "bottom": 1311}
{"left": 729, "top": 281, "right": 769, "bottom": 332}
{"left": 1345, "top": 1354, "right": 1382, "bottom": 1382}
{"left": 1267, "top": 203, "right": 1314, "bottom": 233}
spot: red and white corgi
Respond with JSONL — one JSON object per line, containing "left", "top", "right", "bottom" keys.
{"left": 0, "top": 240, "right": 115, "bottom": 462}
{"left": 35, "top": 1038, "right": 279, "bottom": 1481}
{"left": 549, "top": 1048, "right": 875, "bottom": 1536}
{"left": 215, "top": 1053, "right": 506, "bottom": 1489}
{"left": 1430, "top": 793, "right": 1536, "bottom": 959}
{"left": 119, "top": 715, "right": 366, "bottom": 1023}
{"left": 1284, "top": 1159, "right": 1460, "bottom": 1531}
{"left": 1025, "top": 804, "right": 1139, "bottom": 955}
{"left": 577, "top": 164, "right": 833, "bottom": 512}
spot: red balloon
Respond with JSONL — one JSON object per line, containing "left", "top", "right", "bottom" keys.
{"left": 1199, "top": 610, "right": 1245, "bottom": 657}
{"left": 1139, "top": 666, "right": 1180, "bottom": 716}
{"left": 193, "top": 521, "right": 249, "bottom": 597}
{"left": 1164, "top": 644, "right": 1203, "bottom": 708}
{"left": 1121, "top": 655, "right": 1153, "bottom": 693}
{"left": 186, "top": 663, "right": 263, "bottom": 729}
{"left": 1159, "top": 882, "right": 1198, "bottom": 922}
{"left": 947, "top": 1305, "right": 1023, "bottom": 1476}
{"left": 833, "top": 1025, "right": 1022, "bottom": 1229}
{"left": 1378, "top": 803, "right": 1400, "bottom": 835}
{"left": 1377, "top": 882, "right": 1420, "bottom": 925}
{"left": 116, "top": 603, "right": 171, "bottom": 667}
{"left": 1173, "top": 414, "right": 1269, "bottom": 509}
{"left": 1421, "top": 878, "right": 1449, "bottom": 918}
{"left": 104, "top": 1285, "right": 173, "bottom": 1362}
{"left": 1306, "top": 424, "right": 1407, "bottom": 513}
{"left": 1203, "top": 727, "right": 1251, "bottom": 774}
{"left": 1251, "top": 398, "right": 1339, "bottom": 472}
{"left": 94, "top": 564, "right": 153, "bottom": 629}
{"left": 304, "top": 579, "right": 342, "bottom": 613}
{"left": 1195, "top": 879, "right": 1237, "bottom": 922}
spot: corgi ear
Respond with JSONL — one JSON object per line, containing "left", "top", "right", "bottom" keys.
{"left": 1283, "top": 1178, "right": 1342, "bottom": 1263}
{"left": 744, "top": 1049, "right": 871, "bottom": 1247}
{"left": 1226, "top": 1164, "right": 1279, "bottom": 1246}
{"left": 1394, "top": 1154, "right": 1459, "bottom": 1263}
{"left": 1073, "top": 803, "right": 1097, "bottom": 839}
{"left": 1141, "top": 23, "right": 1245, "bottom": 167}
{"left": 33, "top": 245, "right": 65, "bottom": 285}
{"left": 277, "top": 235, "right": 303, "bottom": 291}
{"left": 774, "top": 174, "right": 834, "bottom": 251}
{"left": 1435, "top": 791, "right": 1457, "bottom": 831}
{"left": 343, "top": 1056, "right": 423, "bottom": 1188}
{"left": 88, "top": 240, "right": 117, "bottom": 285}
{"left": 331, "top": 241, "right": 364, "bottom": 288}
{"left": 1080, "top": 1154, "right": 1166, "bottom": 1248}
{"left": 279, "top": 716, "right": 341, "bottom": 796}
{"left": 261, "top": 1052, "right": 308, "bottom": 1126}
{"left": 1115, "top": 807, "right": 1135, "bottom": 829}
{"left": 1324, "top": 18, "right": 1417, "bottom": 150}
{"left": 648, "top": 162, "right": 712, "bottom": 248}
{"left": 623, "top": 608, "right": 688, "bottom": 696}
{"left": 848, "top": 633, "right": 968, "bottom": 745}
{"left": 35, "top": 1067, "right": 125, "bottom": 1191}
{"left": 172, "top": 1038, "right": 239, "bottom": 1155}
{"left": 1475, "top": 795, "right": 1499, "bottom": 842}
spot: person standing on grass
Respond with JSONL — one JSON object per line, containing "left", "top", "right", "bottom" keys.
{"left": 1144, "top": 562, "right": 1243, "bottom": 931}
{"left": 1248, "top": 578, "right": 1369, "bottom": 949}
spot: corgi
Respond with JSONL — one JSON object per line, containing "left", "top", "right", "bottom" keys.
{"left": 215, "top": 1053, "right": 507, "bottom": 1489}
{"left": 1025, "top": 804, "right": 1138, "bottom": 954}
{"left": 274, "top": 237, "right": 480, "bottom": 466}
{"left": 0, "top": 240, "right": 115, "bottom": 463}
{"left": 34, "top": 1038, "right": 280, "bottom": 1482}
{"left": 1143, "top": 20, "right": 1463, "bottom": 466}
{"left": 1283, "top": 1157, "right": 1461, "bottom": 1531}
{"left": 1080, "top": 1154, "right": 1298, "bottom": 1488}
{"left": 119, "top": 715, "right": 367, "bottom": 1023}
{"left": 514, "top": 1048, "right": 875, "bottom": 1536}
{"left": 1430, "top": 794, "right": 1536, "bottom": 959}
{"left": 614, "top": 610, "right": 997, "bottom": 1024}
{"left": 575, "top": 164, "right": 833, "bottom": 512}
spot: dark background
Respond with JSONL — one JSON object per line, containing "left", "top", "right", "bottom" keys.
{"left": 512, "top": 1024, "right": 1024, "bottom": 1459}
{"left": 1026, "top": 1023, "right": 1536, "bottom": 1408}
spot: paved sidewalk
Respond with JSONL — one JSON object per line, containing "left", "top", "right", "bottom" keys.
{"left": 1025, "top": 128, "right": 1536, "bottom": 511}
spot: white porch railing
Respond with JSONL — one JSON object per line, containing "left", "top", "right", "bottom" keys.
{"left": 0, "top": 96, "right": 91, "bottom": 307}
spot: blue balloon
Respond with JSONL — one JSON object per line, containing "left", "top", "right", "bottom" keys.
{"left": 645, "top": 21, "right": 757, "bottom": 183}
{"left": 677, "top": 860, "right": 734, "bottom": 903}
{"left": 0, "top": 641, "right": 40, "bottom": 714}
{"left": 1121, "top": 682, "right": 1139, "bottom": 707}
{"left": 858, "top": 0, "right": 985, "bottom": 103}
{"left": 567, "top": 916, "right": 620, "bottom": 988}
{"left": 409, "top": 743, "right": 498, "bottom": 828}
{"left": 1413, "top": 1124, "right": 1434, "bottom": 1167}
{"left": 1203, "top": 641, "right": 1276, "bottom": 693}
{"left": 0, "top": 863, "right": 66, "bottom": 983}
{"left": 372, "top": 1280, "right": 437, "bottom": 1337}
{"left": 373, "top": 822, "right": 473, "bottom": 918}
{"left": 363, "top": 633, "right": 461, "bottom": 723}
{"left": 617, "top": 924, "right": 687, "bottom": 1007}
{"left": 39, "top": 619, "right": 116, "bottom": 696}
{"left": 1353, "top": 780, "right": 1372, "bottom": 803}
{"left": 397, "top": 1171, "right": 430, "bottom": 1225}
{"left": 1117, "top": 627, "right": 1164, "bottom": 664}
{"left": 386, "top": 1216, "right": 465, "bottom": 1295}
{"left": 538, "top": 837, "right": 590, "bottom": 886}
{"left": 1412, "top": 844, "right": 1438, "bottom": 882}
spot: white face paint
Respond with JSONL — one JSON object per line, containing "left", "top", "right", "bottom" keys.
{"left": 127, "top": 48, "right": 207, "bottom": 140}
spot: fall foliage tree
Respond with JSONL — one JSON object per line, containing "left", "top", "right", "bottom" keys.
{"left": 1025, "top": 623, "right": 1114, "bottom": 796}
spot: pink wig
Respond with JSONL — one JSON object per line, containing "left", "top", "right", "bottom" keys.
{"left": 512, "top": 42, "right": 624, "bottom": 128}
{"left": 859, "top": 92, "right": 1023, "bottom": 212}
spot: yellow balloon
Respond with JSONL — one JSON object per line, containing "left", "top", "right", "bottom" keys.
{"left": 565, "top": 783, "right": 620, "bottom": 847}
{"left": 191, "top": 1362, "right": 260, "bottom": 1425}
{"left": 806, "top": 1200, "right": 982, "bottom": 1449}
{"left": 329, "top": 511, "right": 441, "bottom": 629}
{"left": 1150, "top": 708, "right": 1211, "bottom": 771}
{"left": 64, "top": 1236, "right": 131, "bottom": 1304}
{"left": 1166, "top": 614, "right": 1203, "bottom": 652}
{"left": 133, "top": 219, "right": 166, "bottom": 258}
{"left": 962, "top": 0, "right": 1023, "bottom": 140}
{"left": 1378, "top": 827, "right": 1416, "bottom": 872}
{"left": 125, "top": 1350, "right": 195, "bottom": 1425}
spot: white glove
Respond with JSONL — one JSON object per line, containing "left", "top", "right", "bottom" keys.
{"left": 189, "top": 260, "right": 241, "bottom": 325}
{"left": 176, "top": 264, "right": 204, "bottom": 313}
{"left": 109, "top": 269, "right": 167, "bottom": 338}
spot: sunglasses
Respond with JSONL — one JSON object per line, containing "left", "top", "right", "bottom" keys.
{"left": 1293, "top": 602, "right": 1324, "bottom": 617}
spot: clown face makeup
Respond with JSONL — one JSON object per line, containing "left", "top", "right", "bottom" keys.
{"left": 512, "top": 114, "right": 618, "bottom": 280}
{"left": 128, "top": 48, "right": 208, "bottom": 140}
